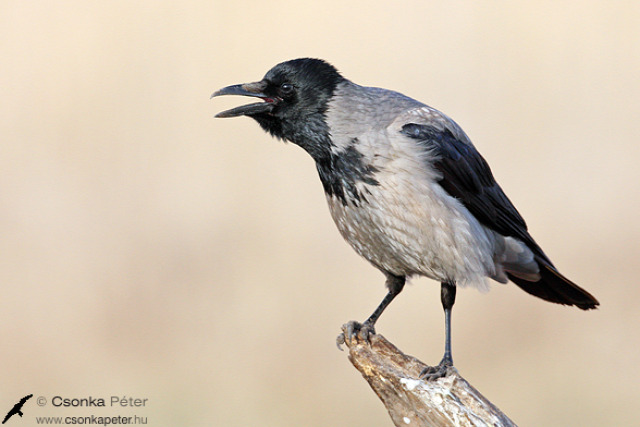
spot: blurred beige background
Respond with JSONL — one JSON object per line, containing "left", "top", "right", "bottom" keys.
{"left": 1, "top": 1, "right": 639, "bottom": 426}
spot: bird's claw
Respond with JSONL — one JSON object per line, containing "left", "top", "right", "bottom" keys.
{"left": 336, "top": 332, "right": 345, "bottom": 351}
{"left": 419, "top": 357, "right": 455, "bottom": 380}
{"left": 336, "top": 320, "right": 376, "bottom": 350}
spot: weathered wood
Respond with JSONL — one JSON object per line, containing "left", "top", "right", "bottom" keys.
{"left": 340, "top": 324, "right": 517, "bottom": 427}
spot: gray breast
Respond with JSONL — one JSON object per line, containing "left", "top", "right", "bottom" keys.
{"left": 323, "top": 136, "right": 497, "bottom": 289}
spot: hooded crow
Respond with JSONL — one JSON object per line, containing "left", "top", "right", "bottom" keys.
{"left": 211, "top": 58, "right": 599, "bottom": 378}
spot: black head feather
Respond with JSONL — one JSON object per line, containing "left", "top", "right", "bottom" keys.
{"left": 214, "top": 58, "right": 345, "bottom": 160}
{"left": 255, "top": 58, "right": 345, "bottom": 157}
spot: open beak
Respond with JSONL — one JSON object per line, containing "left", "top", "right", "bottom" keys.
{"left": 211, "top": 81, "right": 277, "bottom": 118}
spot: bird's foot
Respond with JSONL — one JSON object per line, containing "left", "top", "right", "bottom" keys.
{"left": 419, "top": 356, "right": 455, "bottom": 380}
{"left": 336, "top": 320, "right": 376, "bottom": 350}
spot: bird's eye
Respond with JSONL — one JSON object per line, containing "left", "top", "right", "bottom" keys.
{"left": 279, "top": 83, "right": 295, "bottom": 96}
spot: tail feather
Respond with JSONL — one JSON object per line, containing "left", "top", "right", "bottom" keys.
{"left": 507, "top": 256, "right": 599, "bottom": 310}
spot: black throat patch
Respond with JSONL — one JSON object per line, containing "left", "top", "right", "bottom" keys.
{"left": 315, "top": 138, "right": 380, "bottom": 206}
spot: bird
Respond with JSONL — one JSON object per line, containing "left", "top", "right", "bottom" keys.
{"left": 2, "top": 394, "right": 32, "bottom": 424}
{"left": 211, "top": 58, "right": 599, "bottom": 378}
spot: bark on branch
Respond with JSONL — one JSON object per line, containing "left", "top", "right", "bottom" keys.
{"left": 341, "top": 324, "right": 517, "bottom": 427}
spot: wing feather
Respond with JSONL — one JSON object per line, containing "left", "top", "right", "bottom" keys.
{"left": 400, "top": 122, "right": 551, "bottom": 264}
{"left": 399, "top": 119, "right": 598, "bottom": 309}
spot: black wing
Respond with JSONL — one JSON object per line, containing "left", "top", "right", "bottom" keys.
{"left": 400, "top": 122, "right": 599, "bottom": 309}
{"left": 400, "top": 122, "right": 550, "bottom": 264}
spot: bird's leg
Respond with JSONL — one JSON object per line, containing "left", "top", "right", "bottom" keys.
{"left": 337, "top": 274, "right": 405, "bottom": 348}
{"left": 421, "top": 281, "right": 457, "bottom": 379}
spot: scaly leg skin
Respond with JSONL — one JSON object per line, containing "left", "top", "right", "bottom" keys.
{"left": 420, "top": 281, "right": 457, "bottom": 380}
{"left": 336, "top": 274, "right": 406, "bottom": 350}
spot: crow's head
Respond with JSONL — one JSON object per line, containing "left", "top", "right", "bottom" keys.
{"left": 212, "top": 58, "right": 345, "bottom": 159}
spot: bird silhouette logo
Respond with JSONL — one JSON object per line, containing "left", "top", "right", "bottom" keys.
{"left": 2, "top": 394, "right": 32, "bottom": 424}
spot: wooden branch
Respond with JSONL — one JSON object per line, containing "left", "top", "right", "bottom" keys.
{"left": 340, "top": 324, "right": 517, "bottom": 427}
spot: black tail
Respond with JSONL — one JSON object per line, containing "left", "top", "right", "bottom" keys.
{"left": 507, "top": 256, "right": 599, "bottom": 310}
